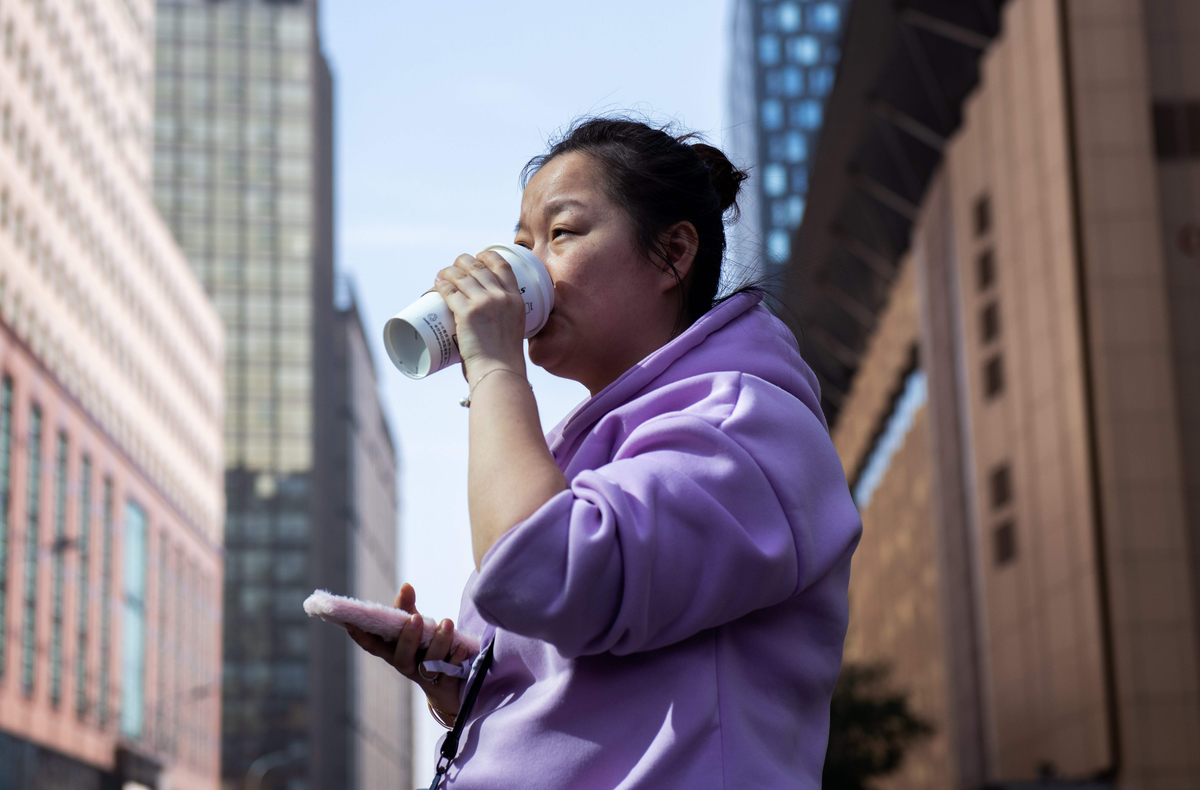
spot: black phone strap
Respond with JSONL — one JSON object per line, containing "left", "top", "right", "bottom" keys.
{"left": 426, "top": 638, "right": 495, "bottom": 790}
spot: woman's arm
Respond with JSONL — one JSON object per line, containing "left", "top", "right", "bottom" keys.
{"left": 434, "top": 252, "right": 566, "bottom": 569}
{"left": 466, "top": 365, "right": 566, "bottom": 569}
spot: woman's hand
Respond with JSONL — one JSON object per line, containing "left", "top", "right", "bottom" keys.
{"left": 433, "top": 251, "right": 528, "bottom": 383}
{"left": 344, "top": 583, "right": 471, "bottom": 723}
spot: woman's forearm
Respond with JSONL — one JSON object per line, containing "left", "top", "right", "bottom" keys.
{"left": 468, "top": 367, "right": 567, "bottom": 569}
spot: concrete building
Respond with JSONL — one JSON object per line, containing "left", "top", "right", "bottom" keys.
{"left": 0, "top": 0, "right": 226, "bottom": 787}
{"left": 151, "top": 1, "right": 410, "bottom": 786}
{"left": 727, "top": 0, "right": 850, "bottom": 281}
{"left": 780, "top": 0, "right": 1200, "bottom": 787}
{"left": 329, "top": 280, "right": 411, "bottom": 790}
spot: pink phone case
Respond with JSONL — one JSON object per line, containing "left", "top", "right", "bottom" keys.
{"left": 303, "top": 589, "right": 480, "bottom": 658}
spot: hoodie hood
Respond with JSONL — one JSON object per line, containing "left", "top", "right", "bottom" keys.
{"left": 546, "top": 290, "right": 826, "bottom": 458}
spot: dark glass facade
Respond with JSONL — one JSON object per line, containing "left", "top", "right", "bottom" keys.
{"left": 152, "top": 0, "right": 334, "bottom": 784}
{"left": 729, "top": 0, "right": 850, "bottom": 277}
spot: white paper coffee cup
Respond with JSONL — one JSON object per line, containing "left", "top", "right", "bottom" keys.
{"left": 383, "top": 244, "right": 555, "bottom": 379}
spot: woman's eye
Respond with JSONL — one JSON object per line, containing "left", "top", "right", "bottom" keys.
{"left": 551, "top": 228, "right": 571, "bottom": 239}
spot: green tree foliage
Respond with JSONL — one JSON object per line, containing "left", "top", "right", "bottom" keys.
{"left": 823, "top": 662, "right": 934, "bottom": 790}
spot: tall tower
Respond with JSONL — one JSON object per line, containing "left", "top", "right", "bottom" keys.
{"left": 0, "top": 0, "right": 225, "bottom": 787}
{"left": 728, "top": 0, "right": 850, "bottom": 283}
{"left": 151, "top": 1, "right": 409, "bottom": 785}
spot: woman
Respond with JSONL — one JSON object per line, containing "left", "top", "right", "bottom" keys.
{"left": 347, "top": 118, "right": 861, "bottom": 788}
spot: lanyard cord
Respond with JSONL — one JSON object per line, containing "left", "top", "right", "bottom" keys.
{"left": 427, "top": 639, "right": 495, "bottom": 790}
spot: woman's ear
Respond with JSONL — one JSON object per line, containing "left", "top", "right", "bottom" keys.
{"left": 657, "top": 221, "right": 700, "bottom": 292}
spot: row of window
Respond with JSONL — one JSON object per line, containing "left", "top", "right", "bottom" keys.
{"left": 761, "top": 97, "right": 825, "bottom": 132}
{"left": 2, "top": 12, "right": 219, "bottom": 371}
{"left": 160, "top": 143, "right": 313, "bottom": 178}
{"left": 156, "top": 45, "right": 312, "bottom": 84}
{"left": 6, "top": 0, "right": 147, "bottom": 176}
{"left": 763, "top": 64, "right": 837, "bottom": 99}
{"left": 758, "top": 32, "right": 839, "bottom": 67}
{"left": 0, "top": 186, "right": 219, "bottom": 490}
{"left": 0, "top": 376, "right": 113, "bottom": 720}
{"left": 760, "top": 1, "right": 843, "bottom": 35}
{"left": 972, "top": 194, "right": 1017, "bottom": 569}
{"left": 0, "top": 274, "right": 216, "bottom": 535}
{"left": 852, "top": 363, "right": 928, "bottom": 510}
{"left": 0, "top": 119, "right": 218, "bottom": 416}
{"left": 0, "top": 373, "right": 218, "bottom": 769}
{"left": 156, "top": 76, "right": 312, "bottom": 123}
{"left": 157, "top": 2, "right": 311, "bottom": 50}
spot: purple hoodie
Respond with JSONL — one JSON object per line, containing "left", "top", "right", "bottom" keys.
{"left": 448, "top": 291, "right": 861, "bottom": 788}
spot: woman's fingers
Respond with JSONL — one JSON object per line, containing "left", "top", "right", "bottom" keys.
{"left": 449, "top": 642, "right": 471, "bottom": 666}
{"left": 425, "top": 619, "right": 455, "bottom": 663}
{"left": 396, "top": 583, "right": 417, "bottom": 615}
{"left": 393, "top": 612, "right": 424, "bottom": 677}
{"left": 476, "top": 250, "right": 521, "bottom": 293}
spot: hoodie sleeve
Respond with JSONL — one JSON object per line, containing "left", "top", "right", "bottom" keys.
{"left": 468, "top": 375, "right": 854, "bottom": 658}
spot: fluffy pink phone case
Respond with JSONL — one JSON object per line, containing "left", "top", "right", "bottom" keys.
{"left": 303, "top": 589, "right": 480, "bottom": 657}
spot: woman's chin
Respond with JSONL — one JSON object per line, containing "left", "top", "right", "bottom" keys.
{"left": 528, "top": 332, "right": 568, "bottom": 375}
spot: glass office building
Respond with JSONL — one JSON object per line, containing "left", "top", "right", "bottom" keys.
{"left": 153, "top": 0, "right": 329, "bottom": 784}
{"left": 728, "top": 0, "right": 850, "bottom": 278}
{"left": 153, "top": 1, "right": 409, "bottom": 786}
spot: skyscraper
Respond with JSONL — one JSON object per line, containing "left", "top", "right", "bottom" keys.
{"left": 781, "top": 0, "right": 1200, "bottom": 786}
{"left": 152, "top": 1, "right": 409, "bottom": 785}
{"left": 0, "top": 0, "right": 225, "bottom": 787}
{"left": 331, "top": 279, "right": 412, "bottom": 789}
{"left": 728, "top": 0, "right": 849, "bottom": 280}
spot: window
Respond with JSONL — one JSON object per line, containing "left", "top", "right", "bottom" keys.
{"left": 791, "top": 166, "right": 809, "bottom": 193}
{"left": 758, "top": 35, "right": 781, "bottom": 66}
{"left": 275, "top": 512, "right": 308, "bottom": 542}
{"left": 764, "top": 163, "right": 788, "bottom": 196}
{"left": 974, "top": 193, "right": 991, "bottom": 237}
{"left": 156, "top": 537, "right": 171, "bottom": 740}
{"left": 809, "top": 66, "right": 836, "bottom": 96}
{"left": 760, "top": 99, "right": 784, "bottom": 131}
{"left": 976, "top": 248, "right": 995, "bottom": 291}
{"left": 75, "top": 456, "right": 91, "bottom": 718}
{"left": 121, "top": 501, "right": 148, "bottom": 738}
{"left": 994, "top": 520, "right": 1017, "bottom": 566}
{"left": 49, "top": 433, "right": 68, "bottom": 706}
{"left": 984, "top": 354, "right": 1004, "bottom": 398}
{"left": 1152, "top": 101, "right": 1200, "bottom": 159}
{"left": 981, "top": 302, "right": 1000, "bottom": 342}
{"left": 777, "top": 2, "right": 802, "bottom": 31}
{"left": 852, "top": 365, "right": 927, "bottom": 509}
{"left": 791, "top": 99, "right": 822, "bottom": 130}
{"left": 277, "top": 11, "right": 311, "bottom": 47}
{"left": 272, "top": 662, "right": 306, "bottom": 695}
{"left": 98, "top": 478, "right": 113, "bottom": 727}
{"left": 809, "top": 3, "right": 842, "bottom": 32}
{"left": 768, "top": 230, "right": 790, "bottom": 263}
{"left": 788, "top": 36, "right": 821, "bottom": 66}
{"left": 772, "top": 196, "right": 807, "bottom": 228}
{"left": 273, "top": 587, "right": 307, "bottom": 619}
{"left": 0, "top": 378, "right": 12, "bottom": 675}
{"left": 785, "top": 131, "right": 807, "bottom": 162}
{"left": 21, "top": 405, "right": 42, "bottom": 696}
{"left": 989, "top": 463, "right": 1012, "bottom": 510}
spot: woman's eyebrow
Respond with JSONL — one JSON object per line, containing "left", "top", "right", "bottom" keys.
{"left": 514, "top": 199, "right": 588, "bottom": 234}
{"left": 544, "top": 198, "right": 585, "bottom": 217}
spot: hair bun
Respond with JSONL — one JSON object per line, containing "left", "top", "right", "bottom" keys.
{"left": 691, "top": 142, "right": 749, "bottom": 216}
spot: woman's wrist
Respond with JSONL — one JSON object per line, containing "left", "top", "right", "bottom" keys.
{"left": 465, "top": 355, "right": 527, "bottom": 388}
{"left": 427, "top": 698, "right": 457, "bottom": 729}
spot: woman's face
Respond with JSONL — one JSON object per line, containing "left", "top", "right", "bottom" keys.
{"left": 514, "top": 152, "right": 681, "bottom": 395}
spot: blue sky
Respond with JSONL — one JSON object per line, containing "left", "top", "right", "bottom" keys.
{"left": 321, "top": 1, "right": 734, "bottom": 778}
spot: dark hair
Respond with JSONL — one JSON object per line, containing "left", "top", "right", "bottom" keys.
{"left": 521, "top": 117, "right": 750, "bottom": 330}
